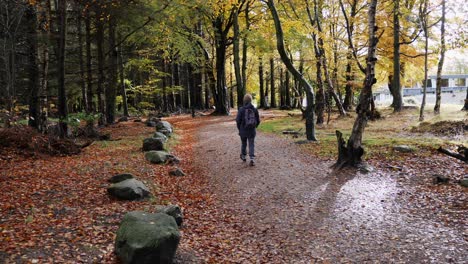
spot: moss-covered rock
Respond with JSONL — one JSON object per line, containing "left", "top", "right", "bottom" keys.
{"left": 153, "top": 132, "right": 168, "bottom": 142}
{"left": 156, "top": 121, "right": 173, "bottom": 136}
{"left": 145, "top": 151, "right": 170, "bottom": 164}
{"left": 108, "top": 173, "right": 134, "bottom": 183}
{"left": 155, "top": 204, "right": 183, "bottom": 227}
{"left": 143, "top": 137, "right": 165, "bottom": 152}
{"left": 107, "top": 179, "right": 150, "bottom": 200}
{"left": 115, "top": 211, "right": 180, "bottom": 264}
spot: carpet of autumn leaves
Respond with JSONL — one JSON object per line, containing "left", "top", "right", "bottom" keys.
{"left": 0, "top": 115, "right": 247, "bottom": 263}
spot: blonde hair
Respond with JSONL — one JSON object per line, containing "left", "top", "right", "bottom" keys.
{"left": 243, "top": 94, "right": 252, "bottom": 105}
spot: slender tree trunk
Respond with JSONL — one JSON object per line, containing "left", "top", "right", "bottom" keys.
{"left": 57, "top": 0, "right": 68, "bottom": 137}
{"left": 285, "top": 69, "right": 291, "bottom": 108}
{"left": 27, "top": 5, "right": 40, "bottom": 129}
{"left": 315, "top": 52, "right": 325, "bottom": 124}
{"left": 96, "top": 9, "right": 106, "bottom": 125}
{"left": 162, "top": 59, "right": 168, "bottom": 112}
{"left": 233, "top": 7, "right": 244, "bottom": 108}
{"left": 259, "top": 57, "right": 265, "bottom": 108}
{"left": 343, "top": 50, "right": 354, "bottom": 110}
{"left": 118, "top": 35, "right": 129, "bottom": 117}
{"left": 242, "top": 4, "right": 249, "bottom": 92}
{"left": 419, "top": 35, "right": 428, "bottom": 121}
{"left": 268, "top": 0, "right": 317, "bottom": 141}
{"left": 419, "top": 0, "right": 429, "bottom": 121}
{"left": 106, "top": 15, "right": 118, "bottom": 124}
{"left": 280, "top": 67, "right": 284, "bottom": 107}
{"left": 85, "top": 9, "right": 93, "bottom": 113}
{"left": 391, "top": 0, "right": 403, "bottom": 112}
{"left": 77, "top": 5, "right": 87, "bottom": 113}
{"left": 213, "top": 18, "right": 230, "bottom": 115}
{"left": 434, "top": 0, "right": 445, "bottom": 114}
{"left": 270, "top": 58, "right": 276, "bottom": 108}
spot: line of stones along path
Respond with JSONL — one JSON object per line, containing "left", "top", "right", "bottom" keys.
{"left": 190, "top": 113, "right": 467, "bottom": 263}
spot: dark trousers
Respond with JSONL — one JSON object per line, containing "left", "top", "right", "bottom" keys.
{"left": 241, "top": 136, "right": 255, "bottom": 159}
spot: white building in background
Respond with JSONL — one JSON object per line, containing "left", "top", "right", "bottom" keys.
{"left": 373, "top": 74, "right": 468, "bottom": 105}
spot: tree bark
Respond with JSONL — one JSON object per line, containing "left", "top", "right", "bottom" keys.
{"left": 391, "top": 0, "right": 403, "bottom": 112}
{"left": 285, "top": 68, "right": 291, "bottom": 108}
{"left": 118, "top": 34, "right": 129, "bottom": 117}
{"left": 212, "top": 17, "right": 230, "bottom": 115}
{"left": 96, "top": 8, "right": 106, "bottom": 125}
{"left": 267, "top": 0, "right": 317, "bottom": 141}
{"left": 85, "top": 9, "right": 93, "bottom": 113}
{"left": 106, "top": 15, "right": 118, "bottom": 124}
{"left": 335, "top": 0, "right": 379, "bottom": 168}
{"left": 270, "top": 58, "right": 276, "bottom": 108}
{"left": 419, "top": 0, "right": 429, "bottom": 121}
{"left": 27, "top": 4, "right": 40, "bottom": 129}
{"left": 77, "top": 4, "right": 87, "bottom": 113}
{"left": 57, "top": 0, "right": 68, "bottom": 137}
{"left": 259, "top": 57, "right": 265, "bottom": 108}
{"left": 434, "top": 0, "right": 445, "bottom": 114}
{"left": 233, "top": 7, "right": 244, "bottom": 108}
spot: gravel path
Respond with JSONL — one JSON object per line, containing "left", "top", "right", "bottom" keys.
{"left": 193, "top": 114, "right": 467, "bottom": 263}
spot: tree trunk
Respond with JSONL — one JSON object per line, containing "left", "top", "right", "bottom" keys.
{"left": 267, "top": 0, "right": 317, "bottom": 141}
{"left": 335, "top": 0, "right": 379, "bottom": 168}
{"left": 343, "top": 50, "right": 354, "bottom": 110}
{"left": 434, "top": 0, "right": 445, "bottom": 114}
{"left": 118, "top": 36, "right": 129, "bottom": 117}
{"left": 270, "top": 58, "right": 276, "bottom": 108}
{"left": 106, "top": 15, "right": 118, "bottom": 124}
{"left": 279, "top": 68, "right": 284, "bottom": 107}
{"left": 259, "top": 57, "right": 265, "bottom": 108}
{"left": 212, "top": 18, "right": 230, "bottom": 115}
{"left": 242, "top": 4, "right": 249, "bottom": 94}
{"left": 57, "top": 0, "right": 68, "bottom": 137}
{"left": 233, "top": 7, "right": 244, "bottom": 108}
{"left": 285, "top": 69, "right": 291, "bottom": 108}
{"left": 27, "top": 5, "right": 40, "bottom": 129}
{"left": 77, "top": 5, "right": 87, "bottom": 113}
{"left": 96, "top": 9, "right": 106, "bottom": 125}
{"left": 162, "top": 59, "right": 168, "bottom": 112}
{"left": 419, "top": 0, "right": 429, "bottom": 121}
{"left": 85, "top": 9, "right": 93, "bottom": 113}
{"left": 391, "top": 0, "right": 403, "bottom": 112}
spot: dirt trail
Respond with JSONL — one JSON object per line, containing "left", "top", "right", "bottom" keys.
{"left": 192, "top": 114, "right": 467, "bottom": 263}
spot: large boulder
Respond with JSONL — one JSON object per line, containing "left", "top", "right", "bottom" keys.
{"left": 155, "top": 205, "right": 183, "bottom": 227}
{"left": 156, "top": 121, "right": 173, "bottom": 136}
{"left": 108, "top": 173, "right": 134, "bottom": 183}
{"left": 143, "top": 138, "right": 165, "bottom": 152}
{"left": 145, "top": 151, "right": 171, "bottom": 164}
{"left": 115, "top": 211, "right": 180, "bottom": 264}
{"left": 107, "top": 179, "right": 150, "bottom": 200}
{"left": 153, "top": 132, "right": 168, "bottom": 142}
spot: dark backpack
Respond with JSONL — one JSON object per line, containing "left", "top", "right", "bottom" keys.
{"left": 243, "top": 108, "right": 257, "bottom": 129}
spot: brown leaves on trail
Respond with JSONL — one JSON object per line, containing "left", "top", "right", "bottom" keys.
{"left": 367, "top": 147, "right": 467, "bottom": 229}
{"left": 0, "top": 116, "right": 250, "bottom": 263}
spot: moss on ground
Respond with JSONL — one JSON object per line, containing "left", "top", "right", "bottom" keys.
{"left": 258, "top": 106, "right": 467, "bottom": 160}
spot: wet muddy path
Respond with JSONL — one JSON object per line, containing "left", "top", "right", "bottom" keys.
{"left": 193, "top": 115, "right": 467, "bottom": 263}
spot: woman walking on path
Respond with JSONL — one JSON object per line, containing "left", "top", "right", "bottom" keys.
{"left": 236, "top": 94, "right": 261, "bottom": 166}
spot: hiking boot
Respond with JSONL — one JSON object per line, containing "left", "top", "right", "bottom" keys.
{"left": 249, "top": 160, "right": 255, "bottom": 166}
{"left": 240, "top": 154, "right": 246, "bottom": 162}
